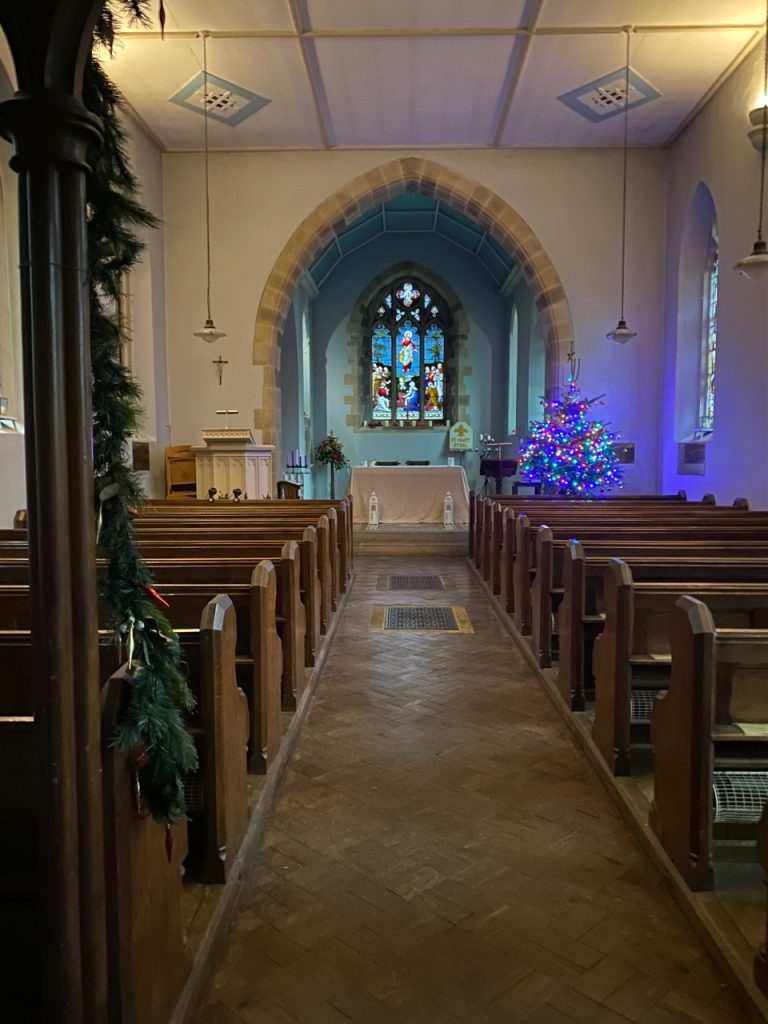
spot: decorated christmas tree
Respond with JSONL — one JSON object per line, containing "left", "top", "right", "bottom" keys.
{"left": 518, "top": 365, "right": 623, "bottom": 497}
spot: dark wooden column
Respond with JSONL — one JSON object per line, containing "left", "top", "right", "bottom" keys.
{"left": 0, "top": 4, "right": 108, "bottom": 1014}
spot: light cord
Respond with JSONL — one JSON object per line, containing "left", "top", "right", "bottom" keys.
{"left": 202, "top": 31, "right": 212, "bottom": 321}
{"left": 619, "top": 26, "right": 631, "bottom": 319}
{"left": 758, "top": 0, "right": 768, "bottom": 242}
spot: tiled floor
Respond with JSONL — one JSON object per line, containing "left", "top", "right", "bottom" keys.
{"left": 196, "top": 556, "right": 750, "bottom": 1024}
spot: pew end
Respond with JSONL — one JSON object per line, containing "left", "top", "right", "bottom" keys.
{"left": 651, "top": 596, "right": 768, "bottom": 891}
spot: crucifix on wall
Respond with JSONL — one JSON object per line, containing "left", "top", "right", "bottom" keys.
{"left": 212, "top": 355, "right": 228, "bottom": 386}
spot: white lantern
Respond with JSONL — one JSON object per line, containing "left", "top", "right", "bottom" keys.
{"left": 443, "top": 490, "right": 454, "bottom": 528}
{"left": 368, "top": 490, "right": 379, "bottom": 527}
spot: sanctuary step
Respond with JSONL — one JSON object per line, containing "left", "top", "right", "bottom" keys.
{"left": 353, "top": 522, "right": 468, "bottom": 557}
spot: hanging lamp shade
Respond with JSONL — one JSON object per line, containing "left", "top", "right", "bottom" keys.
{"left": 193, "top": 30, "right": 227, "bottom": 343}
{"left": 735, "top": 0, "right": 768, "bottom": 281}
{"left": 193, "top": 317, "right": 227, "bottom": 343}
{"left": 606, "top": 26, "right": 637, "bottom": 344}
{"left": 606, "top": 318, "right": 638, "bottom": 344}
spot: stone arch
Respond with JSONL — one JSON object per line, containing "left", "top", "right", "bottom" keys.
{"left": 345, "top": 261, "right": 470, "bottom": 430}
{"left": 252, "top": 156, "right": 574, "bottom": 448}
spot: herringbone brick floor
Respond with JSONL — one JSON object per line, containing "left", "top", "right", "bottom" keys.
{"left": 196, "top": 556, "right": 749, "bottom": 1024}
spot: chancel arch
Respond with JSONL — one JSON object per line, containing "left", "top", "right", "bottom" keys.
{"left": 252, "top": 157, "right": 575, "bottom": 455}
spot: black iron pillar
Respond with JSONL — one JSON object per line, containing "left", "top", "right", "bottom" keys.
{"left": 0, "top": 3, "right": 108, "bottom": 1019}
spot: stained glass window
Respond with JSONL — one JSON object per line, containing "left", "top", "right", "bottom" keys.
{"left": 368, "top": 278, "right": 449, "bottom": 424}
{"left": 699, "top": 226, "right": 718, "bottom": 431}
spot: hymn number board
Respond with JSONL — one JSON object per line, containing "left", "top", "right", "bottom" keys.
{"left": 370, "top": 278, "right": 449, "bottom": 425}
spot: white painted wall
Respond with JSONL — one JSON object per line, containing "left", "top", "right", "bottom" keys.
{"left": 163, "top": 147, "right": 667, "bottom": 494}
{"left": 123, "top": 112, "right": 171, "bottom": 499}
{"left": 662, "top": 46, "right": 768, "bottom": 509}
{"left": 0, "top": 84, "right": 169, "bottom": 524}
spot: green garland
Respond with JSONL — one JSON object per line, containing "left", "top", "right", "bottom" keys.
{"left": 87, "top": 1, "right": 197, "bottom": 825}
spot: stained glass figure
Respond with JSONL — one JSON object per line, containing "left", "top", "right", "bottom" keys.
{"left": 700, "top": 228, "right": 718, "bottom": 431}
{"left": 368, "top": 278, "right": 449, "bottom": 425}
{"left": 396, "top": 282, "right": 421, "bottom": 307}
{"left": 371, "top": 323, "right": 392, "bottom": 421}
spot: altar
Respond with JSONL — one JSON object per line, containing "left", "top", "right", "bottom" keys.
{"left": 350, "top": 465, "right": 469, "bottom": 525}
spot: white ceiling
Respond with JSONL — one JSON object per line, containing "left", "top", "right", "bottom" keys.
{"left": 104, "top": 0, "right": 765, "bottom": 150}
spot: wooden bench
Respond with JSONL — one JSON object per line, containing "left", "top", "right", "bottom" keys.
{"left": 592, "top": 562, "right": 768, "bottom": 777}
{"left": 557, "top": 540, "right": 768, "bottom": 711}
{"left": 144, "top": 497, "right": 353, "bottom": 593}
{"left": 1, "top": 666, "right": 190, "bottom": 1024}
{"left": 0, "top": 545, "right": 302, "bottom": 718}
{"left": 133, "top": 513, "right": 336, "bottom": 623}
{"left": 0, "top": 593, "right": 251, "bottom": 885}
{"left": 650, "top": 596, "right": 768, "bottom": 892}
{"left": 513, "top": 514, "right": 768, "bottom": 636}
{"left": 533, "top": 527, "right": 768, "bottom": 671}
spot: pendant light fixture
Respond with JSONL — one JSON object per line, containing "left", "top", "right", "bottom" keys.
{"left": 734, "top": 0, "right": 768, "bottom": 281}
{"left": 606, "top": 26, "right": 638, "bottom": 344}
{"left": 193, "top": 30, "right": 227, "bottom": 343}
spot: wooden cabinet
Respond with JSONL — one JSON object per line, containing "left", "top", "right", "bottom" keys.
{"left": 165, "top": 445, "right": 197, "bottom": 499}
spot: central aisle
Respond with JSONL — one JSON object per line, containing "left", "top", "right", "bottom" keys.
{"left": 198, "top": 556, "right": 747, "bottom": 1024}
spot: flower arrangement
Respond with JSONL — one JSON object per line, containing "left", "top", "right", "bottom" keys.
{"left": 314, "top": 433, "right": 349, "bottom": 468}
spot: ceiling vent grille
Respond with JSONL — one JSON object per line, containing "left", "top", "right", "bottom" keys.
{"left": 558, "top": 67, "right": 661, "bottom": 124}
{"left": 170, "top": 72, "right": 270, "bottom": 126}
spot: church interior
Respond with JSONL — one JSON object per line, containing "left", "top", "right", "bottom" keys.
{"left": 3, "top": 1, "right": 768, "bottom": 1023}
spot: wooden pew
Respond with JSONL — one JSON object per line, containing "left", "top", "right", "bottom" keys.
{"left": 134, "top": 513, "right": 335, "bottom": 626}
{"left": 0, "top": 557, "right": 283, "bottom": 773}
{"left": 533, "top": 527, "right": 768, "bottom": 671}
{"left": 472, "top": 490, "right": 697, "bottom": 576}
{"left": 0, "top": 544, "right": 302, "bottom": 717}
{"left": 650, "top": 596, "right": 768, "bottom": 891}
{"left": 0, "top": 593, "right": 251, "bottom": 885}
{"left": 0, "top": 667, "right": 190, "bottom": 1024}
{"left": 133, "top": 531, "right": 322, "bottom": 668}
{"left": 755, "top": 805, "right": 768, "bottom": 997}
{"left": 558, "top": 540, "right": 768, "bottom": 711}
{"left": 513, "top": 513, "right": 768, "bottom": 636}
{"left": 144, "top": 496, "right": 353, "bottom": 594}
{"left": 592, "top": 562, "right": 768, "bottom": 777}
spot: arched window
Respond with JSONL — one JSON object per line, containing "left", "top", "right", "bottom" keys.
{"left": 699, "top": 224, "right": 718, "bottom": 431}
{"left": 367, "top": 277, "right": 450, "bottom": 424}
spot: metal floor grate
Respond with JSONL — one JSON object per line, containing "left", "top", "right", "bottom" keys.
{"left": 183, "top": 770, "right": 204, "bottom": 813}
{"left": 630, "top": 688, "right": 663, "bottom": 724}
{"left": 384, "top": 606, "right": 459, "bottom": 631}
{"left": 713, "top": 771, "right": 768, "bottom": 824}
{"left": 388, "top": 575, "right": 444, "bottom": 591}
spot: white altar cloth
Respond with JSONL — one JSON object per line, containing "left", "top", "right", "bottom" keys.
{"left": 350, "top": 465, "right": 469, "bottom": 525}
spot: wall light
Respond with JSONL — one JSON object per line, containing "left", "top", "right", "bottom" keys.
{"left": 734, "top": 0, "right": 768, "bottom": 281}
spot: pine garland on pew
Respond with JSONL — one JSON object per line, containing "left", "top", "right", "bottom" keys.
{"left": 86, "top": 0, "right": 197, "bottom": 826}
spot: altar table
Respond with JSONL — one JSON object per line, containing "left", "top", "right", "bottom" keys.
{"left": 350, "top": 465, "right": 470, "bottom": 525}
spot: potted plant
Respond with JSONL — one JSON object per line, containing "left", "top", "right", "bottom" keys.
{"left": 314, "top": 433, "right": 349, "bottom": 499}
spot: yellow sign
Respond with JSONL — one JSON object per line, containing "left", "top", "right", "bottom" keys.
{"left": 449, "top": 421, "right": 473, "bottom": 452}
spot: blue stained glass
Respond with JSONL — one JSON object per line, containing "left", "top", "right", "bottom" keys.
{"left": 413, "top": 309, "right": 420, "bottom": 321}
{"left": 384, "top": 293, "right": 392, "bottom": 308}
{"left": 371, "top": 323, "right": 391, "bottom": 364}
{"left": 423, "top": 293, "right": 432, "bottom": 308}
{"left": 396, "top": 374, "right": 421, "bottom": 420}
{"left": 431, "top": 305, "right": 439, "bottom": 318}
{"left": 424, "top": 324, "right": 444, "bottom": 363}
{"left": 396, "top": 308, "right": 403, "bottom": 321}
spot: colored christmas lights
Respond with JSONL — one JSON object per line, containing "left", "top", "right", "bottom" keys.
{"left": 518, "top": 379, "right": 623, "bottom": 496}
